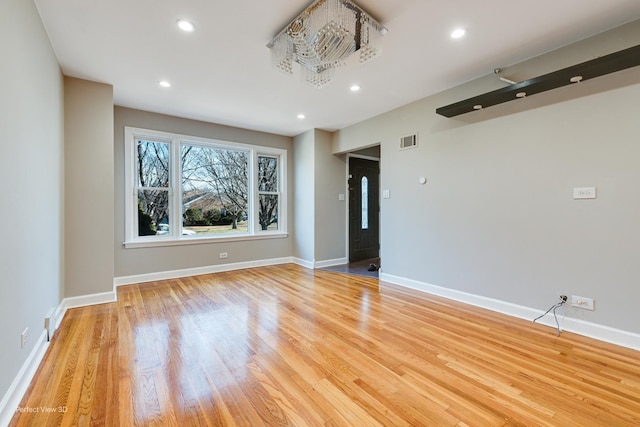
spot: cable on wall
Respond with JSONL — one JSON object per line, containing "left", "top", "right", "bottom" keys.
{"left": 533, "top": 295, "right": 567, "bottom": 336}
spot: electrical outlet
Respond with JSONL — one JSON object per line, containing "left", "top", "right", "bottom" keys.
{"left": 21, "top": 327, "right": 29, "bottom": 349}
{"left": 219, "top": 252, "right": 228, "bottom": 259}
{"left": 559, "top": 295, "right": 568, "bottom": 302}
{"left": 571, "top": 295, "right": 595, "bottom": 310}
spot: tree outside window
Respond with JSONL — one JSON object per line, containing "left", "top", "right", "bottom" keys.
{"left": 125, "top": 127, "right": 286, "bottom": 245}
{"left": 258, "top": 155, "right": 279, "bottom": 231}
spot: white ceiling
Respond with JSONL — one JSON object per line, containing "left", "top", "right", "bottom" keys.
{"left": 34, "top": 0, "right": 640, "bottom": 137}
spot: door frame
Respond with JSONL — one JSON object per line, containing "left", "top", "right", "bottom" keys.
{"left": 345, "top": 153, "right": 380, "bottom": 263}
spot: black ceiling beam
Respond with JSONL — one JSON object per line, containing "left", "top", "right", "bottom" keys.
{"left": 436, "top": 43, "right": 640, "bottom": 118}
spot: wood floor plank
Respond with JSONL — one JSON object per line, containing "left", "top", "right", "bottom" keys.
{"left": 10, "top": 264, "right": 640, "bottom": 426}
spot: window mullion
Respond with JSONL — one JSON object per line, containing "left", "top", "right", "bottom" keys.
{"left": 127, "top": 132, "right": 136, "bottom": 241}
{"left": 171, "top": 139, "right": 182, "bottom": 238}
{"left": 248, "top": 149, "right": 256, "bottom": 234}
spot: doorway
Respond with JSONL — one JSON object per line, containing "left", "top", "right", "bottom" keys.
{"left": 348, "top": 156, "right": 380, "bottom": 263}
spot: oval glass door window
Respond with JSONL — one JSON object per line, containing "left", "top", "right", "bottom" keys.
{"left": 361, "top": 176, "right": 369, "bottom": 229}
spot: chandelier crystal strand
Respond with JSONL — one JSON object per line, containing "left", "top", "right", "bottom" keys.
{"left": 302, "top": 65, "right": 335, "bottom": 88}
{"left": 268, "top": 0, "right": 386, "bottom": 88}
{"left": 271, "top": 36, "right": 294, "bottom": 74}
{"left": 359, "top": 16, "right": 382, "bottom": 63}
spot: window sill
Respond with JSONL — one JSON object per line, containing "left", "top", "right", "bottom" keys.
{"left": 123, "top": 232, "right": 289, "bottom": 249}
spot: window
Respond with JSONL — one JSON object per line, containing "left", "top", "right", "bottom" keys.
{"left": 124, "top": 127, "right": 286, "bottom": 247}
{"left": 136, "top": 139, "right": 170, "bottom": 236}
{"left": 181, "top": 144, "right": 249, "bottom": 235}
{"left": 258, "top": 155, "right": 279, "bottom": 231}
{"left": 361, "top": 176, "right": 369, "bottom": 229}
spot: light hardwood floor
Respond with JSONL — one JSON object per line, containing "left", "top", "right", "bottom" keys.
{"left": 10, "top": 264, "right": 640, "bottom": 426}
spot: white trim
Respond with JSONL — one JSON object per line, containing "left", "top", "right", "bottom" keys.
{"left": 347, "top": 153, "right": 380, "bottom": 162}
{"left": 50, "top": 290, "right": 117, "bottom": 331}
{"left": 344, "top": 158, "right": 350, "bottom": 263}
{"left": 256, "top": 151, "right": 287, "bottom": 235}
{"left": 292, "top": 258, "right": 314, "bottom": 269}
{"left": 0, "top": 330, "right": 49, "bottom": 427}
{"left": 314, "top": 257, "right": 349, "bottom": 268}
{"left": 292, "top": 257, "right": 351, "bottom": 269}
{"left": 52, "top": 302, "right": 66, "bottom": 330}
{"left": 124, "top": 126, "right": 288, "bottom": 246}
{"left": 380, "top": 272, "right": 640, "bottom": 351}
{"left": 114, "top": 257, "right": 295, "bottom": 287}
{"left": 41, "top": 291, "right": 118, "bottom": 339}
{"left": 59, "top": 291, "right": 117, "bottom": 312}
{"left": 123, "top": 232, "right": 289, "bottom": 249}
{"left": 557, "top": 316, "right": 640, "bottom": 349}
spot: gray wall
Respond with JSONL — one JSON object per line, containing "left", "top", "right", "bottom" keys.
{"left": 64, "top": 77, "right": 114, "bottom": 297}
{"left": 293, "top": 130, "right": 315, "bottom": 262}
{"left": 313, "top": 130, "right": 347, "bottom": 262}
{"left": 292, "top": 129, "right": 346, "bottom": 264}
{"left": 114, "top": 107, "right": 294, "bottom": 278}
{"left": 0, "top": 0, "right": 64, "bottom": 403}
{"left": 333, "top": 22, "right": 640, "bottom": 333}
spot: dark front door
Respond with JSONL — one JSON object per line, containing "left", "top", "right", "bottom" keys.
{"left": 349, "top": 157, "right": 379, "bottom": 262}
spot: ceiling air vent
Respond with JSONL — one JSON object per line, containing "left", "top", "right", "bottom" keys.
{"left": 400, "top": 133, "right": 418, "bottom": 150}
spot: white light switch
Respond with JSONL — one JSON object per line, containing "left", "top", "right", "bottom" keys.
{"left": 573, "top": 187, "right": 596, "bottom": 199}
{"left": 382, "top": 189, "right": 390, "bottom": 199}
{"left": 338, "top": 193, "right": 345, "bottom": 201}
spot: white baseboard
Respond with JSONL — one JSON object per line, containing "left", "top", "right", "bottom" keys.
{"left": 314, "top": 257, "right": 348, "bottom": 268}
{"left": 0, "top": 330, "right": 49, "bottom": 427}
{"left": 292, "top": 258, "right": 314, "bottom": 269}
{"left": 291, "top": 257, "right": 349, "bottom": 269}
{"left": 0, "top": 288, "right": 115, "bottom": 427}
{"left": 114, "top": 257, "right": 295, "bottom": 287}
{"left": 58, "top": 291, "right": 117, "bottom": 322}
{"left": 380, "top": 272, "right": 640, "bottom": 351}
{"left": 112, "top": 256, "right": 350, "bottom": 288}
{"left": 52, "top": 301, "right": 66, "bottom": 330}
{"left": 51, "top": 291, "right": 117, "bottom": 332}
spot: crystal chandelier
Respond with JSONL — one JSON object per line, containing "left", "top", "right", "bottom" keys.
{"left": 267, "top": 0, "right": 387, "bottom": 88}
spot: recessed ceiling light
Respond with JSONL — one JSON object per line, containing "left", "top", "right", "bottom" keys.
{"left": 451, "top": 28, "right": 466, "bottom": 39}
{"left": 350, "top": 84, "right": 361, "bottom": 92}
{"left": 297, "top": 114, "right": 305, "bottom": 119}
{"left": 177, "top": 19, "right": 195, "bottom": 32}
{"left": 159, "top": 80, "right": 171, "bottom": 88}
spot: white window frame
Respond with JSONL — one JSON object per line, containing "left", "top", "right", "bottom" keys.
{"left": 256, "top": 153, "right": 281, "bottom": 232}
{"left": 124, "top": 127, "right": 287, "bottom": 248}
